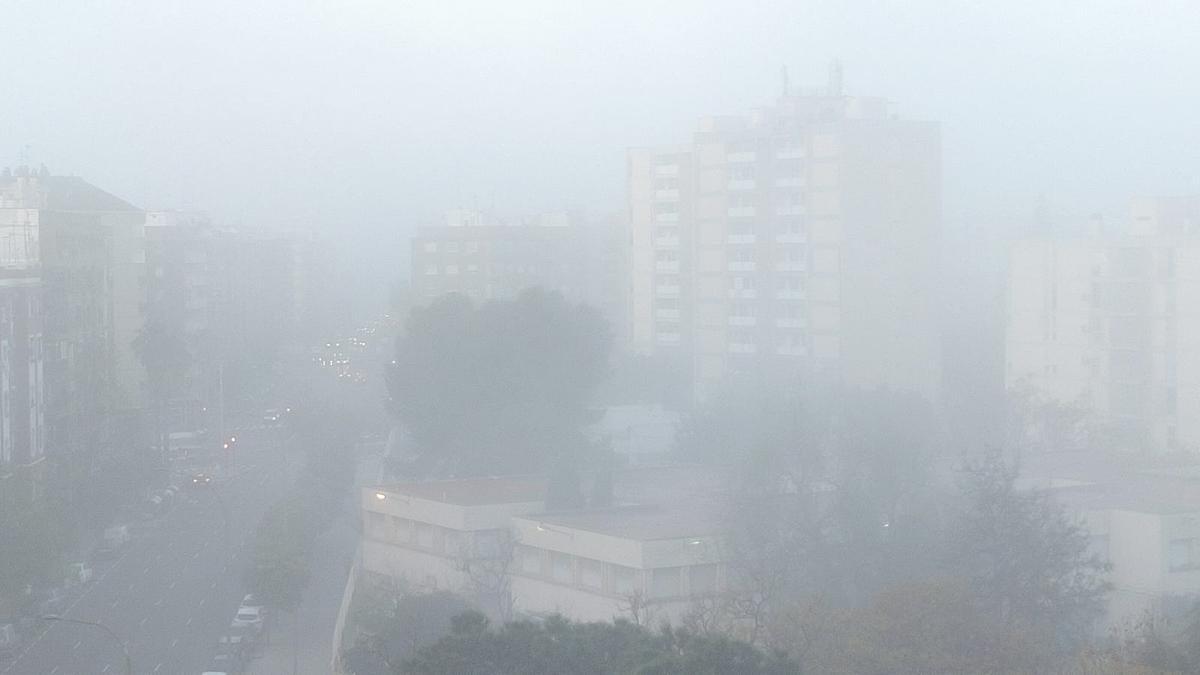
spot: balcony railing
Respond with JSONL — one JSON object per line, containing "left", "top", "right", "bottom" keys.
{"left": 727, "top": 206, "right": 756, "bottom": 218}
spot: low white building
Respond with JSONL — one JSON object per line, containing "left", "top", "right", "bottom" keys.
{"left": 360, "top": 466, "right": 728, "bottom": 624}
{"left": 510, "top": 503, "right": 723, "bottom": 624}
{"left": 1049, "top": 468, "right": 1200, "bottom": 629}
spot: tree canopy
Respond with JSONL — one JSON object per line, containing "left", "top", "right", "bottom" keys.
{"left": 400, "top": 612, "right": 799, "bottom": 675}
{"left": 386, "top": 289, "right": 611, "bottom": 478}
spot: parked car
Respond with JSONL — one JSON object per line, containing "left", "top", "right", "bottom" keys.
{"left": 262, "top": 409, "right": 280, "bottom": 424}
{"left": 206, "top": 651, "right": 242, "bottom": 675}
{"left": 66, "top": 562, "right": 93, "bottom": 586}
{"left": 0, "top": 623, "right": 21, "bottom": 659}
{"left": 230, "top": 605, "right": 263, "bottom": 631}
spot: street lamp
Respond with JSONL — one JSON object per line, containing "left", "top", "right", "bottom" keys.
{"left": 40, "top": 615, "right": 132, "bottom": 675}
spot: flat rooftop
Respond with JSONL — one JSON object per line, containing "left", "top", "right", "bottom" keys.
{"left": 524, "top": 498, "right": 726, "bottom": 541}
{"left": 373, "top": 476, "right": 545, "bottom": 507}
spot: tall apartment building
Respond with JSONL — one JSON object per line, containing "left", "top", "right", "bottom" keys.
{"left": 628, "top": 67, "right": 941, "bottom": 399}
{"left": 0, "top": 169, "right": 145, "bottom": 458}
{"left": 0, "top": 268, "right": 44, "bottom": 492}
{"left": 411, "top": 210, "right": 627, "bottom": 339}
{"left": 1006, "top": 197, "right": 1200, "bottom": 452}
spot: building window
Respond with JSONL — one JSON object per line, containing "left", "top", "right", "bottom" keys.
{"left": 689, "top": 564, "right": 719, "bottom": 595}
{"left": 425, "top": 265, "right": 438, "bottom": 276}
{"left": 649, "top": 567, "right": 683, "bottom": 599}
{"left": 445, "top": 265, "right": 459, "bottom": 275}
{"left": 612, "top": 564, "right": 637, "bottom": 595}
{"left": 1169, "top": 538, "right": 1200, "bottom": 572}
{"left": 466, "top": 241, "right": 479, "bottom": 254}
{"left": 475, "top": 530, "right": 502, "bottom": 558}
{"left": 552, "top": 552, "right": 573, "bottom": 584}
{"left": 423, "top": 242, "right": 437, "bottom": 252}
{"left": 447, "top": 241, "right": 460, "bottom": 253}
{"left": 580, "top": 558, "right": 602, "bottom": 589}
{"left": 417, "top": 523, "right": 433, "bottom": 549}
{"left": 519, "top": 546, "right": 543, "bottom": 575}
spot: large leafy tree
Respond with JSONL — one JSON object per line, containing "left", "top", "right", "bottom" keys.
{"left": 947, "top": 450, "right": 1110, "bottom": 665}
{"left": 386, "top": 289, "right": 611, "bottom": 481}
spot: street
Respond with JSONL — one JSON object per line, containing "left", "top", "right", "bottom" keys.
{"left": 2, "top": 429, "right": 298, "bottom": 675}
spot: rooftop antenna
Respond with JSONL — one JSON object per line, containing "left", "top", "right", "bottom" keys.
{"left": 780, "top": 65, "right": 790, "bottom": 97}
{"left": 828, "top": 59, "right": 843, "bottom": 96}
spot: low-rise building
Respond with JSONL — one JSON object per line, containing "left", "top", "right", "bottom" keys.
{"left": 360, "top": 466, "right": 727, "bottom": 624}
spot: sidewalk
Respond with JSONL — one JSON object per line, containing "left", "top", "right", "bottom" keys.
{"left": 245, "top": 511, "right": 358, "bottom": 674}
{"left": 243, "top": 449, "right": 378, "bottom": 674}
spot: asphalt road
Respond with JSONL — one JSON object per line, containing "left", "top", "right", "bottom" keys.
{"left": 2, "top": 429, "right": 297, "bottom": 675}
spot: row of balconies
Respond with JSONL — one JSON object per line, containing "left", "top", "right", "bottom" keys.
{"left": 725, "top": 232, "right": 808, "bottom": 245}
{"left": 726, "top": 261, "right": 807, "bottom": 273}
{"left": 727, "top": 205, "right": 806, "bottom": 218}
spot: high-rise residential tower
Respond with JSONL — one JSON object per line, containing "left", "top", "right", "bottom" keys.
{"left": 628, "top": 66, "right": 941, "bottom": 400}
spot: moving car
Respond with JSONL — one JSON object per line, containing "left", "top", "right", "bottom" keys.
{"left": 190, "top": 472, "right": 213, "bottom": 488}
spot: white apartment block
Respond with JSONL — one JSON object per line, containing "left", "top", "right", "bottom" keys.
{"left": 1006, "top": 197, "right": 1200, "bottom": 452}
{"left": 360, "top": 467, "right": 727, "bottom": 625}
{"left": 628, "top": 66, "right": 941, "bottom": 400}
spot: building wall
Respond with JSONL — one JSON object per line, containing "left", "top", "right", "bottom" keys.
{"left": 1006, "top": 225, "right": 1200, "bottom": 452}
{"left": 628, "top": 83, "right": 941, "bottom": 401}
{"left": 410, "top": 213, "right": 627, "bottom": 334}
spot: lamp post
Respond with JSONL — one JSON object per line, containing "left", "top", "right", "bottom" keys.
{"left": 40, "top": 615, "right": 132, "bottom": 675}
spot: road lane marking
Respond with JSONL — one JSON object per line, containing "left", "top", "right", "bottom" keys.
{"left": 102, "top": 666, "right": 110, "bottom": 673}
{"left": 143, "top": 566, "right": 150, "bottom": 574}
{"left": 210, "top": 581, "right": 217, "bottom": 590}
{"left": 154, "top": 597, "right": 162, "bottom": 607}
{"left": 192, "top": 551, "right": 200, "bottom": 560}
{"left": 186, "top": 617, "right": 193, "bottom": 627}
{"left": 129, "top": 583, "right": 136, "bottom": 592}
{"left": 169, "top": 581, "right": 176, "bottom": 590}
{"left": 170, "top": 638, "right": 179, "bottom": 648}
{"left": 111, "top": 598, "right": 119, "bottom": 608}
{"left": 199, "top": 598, "right": 206, "bottom": 607}
{"left": 49, "top": 668, "right": 58, "bottom": 675}
{"left": 154, "top": 663, "right": 163, "bottom": 673}
{"left": 72, "top": 640, "right": 80, "bottom": 650}
{"left": 140, "top": 617, "right": 148, "bottom": 627}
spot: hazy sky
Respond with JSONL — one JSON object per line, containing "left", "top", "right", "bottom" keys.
{"left": 4, "top": 0, "right": 1199, "bottom": 289}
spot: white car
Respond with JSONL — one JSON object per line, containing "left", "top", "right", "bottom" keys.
{"left": 67, "top": 562, "right": 94, "bottom": 585}
{"left": 230, "top": 605, "right": 263, "bottom": 630}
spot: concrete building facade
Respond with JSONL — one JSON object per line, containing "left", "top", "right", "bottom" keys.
{"left": 0, "top": 170, "right": 146, "bottom": 458}
{"left": 628, "top": 67, "right": 941, "bottom": 399}
{"left": 1006, "top": 197, "right": 1200, "bottom": 452}
{"left": 411, "top": 210, "right": 628, "bottom": 342}
{"left": 360, "top": 467, "right": 727, "bottom": 625}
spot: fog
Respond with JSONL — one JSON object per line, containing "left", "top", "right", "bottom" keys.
{"left": 3, "top": 1, "right": 1200, "bottom": 673}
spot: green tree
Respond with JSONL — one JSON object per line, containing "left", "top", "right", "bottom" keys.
{"left": 244, "top": 499, "right": 312, "bottom": 612}
{"left": 948, "top": 449, "right": 1110, "bottom": 665}
{"left": 386, "top": 290, "right": 611, "bottom": 497}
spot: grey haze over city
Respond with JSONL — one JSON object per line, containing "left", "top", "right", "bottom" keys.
{"left": 3, "top": 1, "right": 1200, "bottom": 674}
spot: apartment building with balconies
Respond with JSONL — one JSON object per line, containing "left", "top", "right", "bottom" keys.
{"left": 628, "top": 66, "right": 941, "bottom": 400}
{"left": 1006, "top": 197, "right": 1200, "bottom": 452}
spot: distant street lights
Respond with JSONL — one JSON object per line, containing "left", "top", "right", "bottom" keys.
{"left": 40, "top": 615, "right": 133, "bottom": 675}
